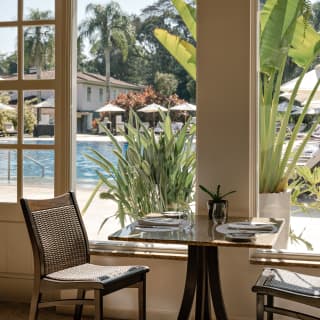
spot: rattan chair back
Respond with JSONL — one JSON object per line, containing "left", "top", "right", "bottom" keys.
{"left": 20, "top": 192, "right": 90, "bottom": 277}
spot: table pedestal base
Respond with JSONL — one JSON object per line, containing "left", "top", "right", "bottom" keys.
{"left": 178, "top": 246, "right": 227, "bottom": 320}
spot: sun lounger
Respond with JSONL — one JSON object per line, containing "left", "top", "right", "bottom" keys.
{"left": 3, "top": 122, "right": 17, "bottom": 136}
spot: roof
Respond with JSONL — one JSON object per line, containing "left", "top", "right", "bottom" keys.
{"left": 77, "top": 72, "right": 143, "bottom": 90}
{"left": 1, "top": 70, "right": 143, "bottom": 90}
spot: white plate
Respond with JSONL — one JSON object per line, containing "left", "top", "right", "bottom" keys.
{"left": 162, "top": 211, "right": 185, "bottom": 218}
{"left": 225, "top": 233, "right": 256, "bottom": 242}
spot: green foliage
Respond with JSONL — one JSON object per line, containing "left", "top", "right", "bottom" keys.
{"left": 154, "top": 0, "right": 196, "bottom": 80}
{"left": 24, "top": 9, "right": 54, "bottom": 77}
{"left": 154, "top": 72, "right": 178, "bottom": 96}
{"left": 199, "top": 184, "right": 236, "bottom": 201}
{"left": 84, "top": 110, "right": 196, "bottom": 227}
{"left": 0, "top": 106, "right": 36, "bottom": 134}
{"left": 259, "top": 0, "right": 320, "bottom": 193}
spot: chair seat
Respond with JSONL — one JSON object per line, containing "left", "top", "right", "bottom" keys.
{"left": 261, "top": 269, "right": 320, "bottom": 297}
{"left": 46, "top": 263, "right": 149, "bottom": 283}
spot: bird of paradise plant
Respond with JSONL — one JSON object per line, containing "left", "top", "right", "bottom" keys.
{"left": 154, "top": 0, "right": 196, "bottom": 80}
{"left": 260, "top": 0, "right": 320, "bottom": 193}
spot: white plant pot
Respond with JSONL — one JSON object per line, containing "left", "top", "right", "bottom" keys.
{"left": 259, "top": 192, "right": 290, "bottom": 249}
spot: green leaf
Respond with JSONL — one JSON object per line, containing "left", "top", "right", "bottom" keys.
{"left": 172, "top": 0, "right": 196, "bottom": 40}
{"left": 154, "top": 28, "right": 196, "bottom": 80}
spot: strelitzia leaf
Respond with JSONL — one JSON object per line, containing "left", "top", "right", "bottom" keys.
{"left": 154, "top": 28, "right": 196, "bottom": 80}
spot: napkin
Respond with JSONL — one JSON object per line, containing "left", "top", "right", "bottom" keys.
{"left": 137, "top": 217, "right": 181, "bottom": 227}
{"left": 227, "top": 222, "right": 276, "bottom": 232}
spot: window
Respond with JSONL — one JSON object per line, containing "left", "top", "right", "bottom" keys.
{"left": 76, "top": 0, "right": 196, "bottom": 241}
{"left": 0, "top": 0, "right": 72, "bottom": 218}
{"left": 258, "top": 0, "right": 320, "bottom": 254}
{"left": 86, "top": 87, "right": 91, "bottom": 102}
{"left": 99, "top": 87, "right": 103, "bottom": 102}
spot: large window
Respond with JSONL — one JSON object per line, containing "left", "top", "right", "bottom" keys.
{"left": 75, "top": 0, "right": 197, "bottom": 241}
{"left": 258, "top": 0, "right": 320, "bottom": 253}
{"left": 0, "top": 0, "right": 72, "bottom": 220}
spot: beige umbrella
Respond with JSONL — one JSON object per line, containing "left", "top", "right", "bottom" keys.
{"left": 96, "top": 104, "right": 125, "bottom": 132}
{"left": 34, "top": 96, "right": 55, "bottom": 108}
{"left": 171, "top": 102, "right": 196, "bottom": 111}
{"left": 0, "top": 103, "right": 14, "bottom": 111}
{"left": 138, "top": 103, "right": 168, "bottom": 127}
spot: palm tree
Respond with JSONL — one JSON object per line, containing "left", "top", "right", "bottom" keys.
{"left": 79, "top": 1, "right": 135, "bottom": 102}
{"left": 24, "top": 9, "right": 54, "bottom": 79}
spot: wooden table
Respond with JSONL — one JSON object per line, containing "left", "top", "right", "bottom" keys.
{"left": 109, "top": 215, "right": 283, "bottom": 320}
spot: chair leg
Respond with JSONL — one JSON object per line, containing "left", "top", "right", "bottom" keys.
{"left": 94, "top": 290, "right": 103, "bottom": 320}
{"left": 138, "top": 277, "right": 147, "bottom": 320}
{"left": 29, "top": 288, "right": 41, "bottom": 320}
{"left": 266, "top": 295, "right": 274, "bottom": 320}
{"left": 256, "top": 293, "right": 265, "bottom": 320}
{"left": 74, "top": 289, "right": 85, "bottom": 320}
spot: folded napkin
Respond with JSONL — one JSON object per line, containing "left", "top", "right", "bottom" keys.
{"left": 137, "top": 217, "right": 181, "bottom": 227}
{"left": 227, "top": 222, "right": 276, "bottom": 232}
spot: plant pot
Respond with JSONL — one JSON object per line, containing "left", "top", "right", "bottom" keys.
{"left": 259, "top": 192, "right": 290, "bottom": 249}
{"left": 207, "top": 199, "right": 228, "bottom": 224}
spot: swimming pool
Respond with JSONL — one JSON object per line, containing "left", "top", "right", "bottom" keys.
{"left": 0, "top": 139, "right": 127, "bottom": 185}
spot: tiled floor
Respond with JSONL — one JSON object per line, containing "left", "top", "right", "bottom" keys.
{"left": 0, "top": 302, "right": 118, "bottom": 319}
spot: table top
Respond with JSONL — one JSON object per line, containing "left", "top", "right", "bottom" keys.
{"left": 108, "top": 215, "right": 284, "bottom": 249}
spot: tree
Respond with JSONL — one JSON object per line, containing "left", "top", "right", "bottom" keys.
{"left": 154, "top": 72, "right": 178, "bottom": 96}
{"left": 24, "top": 9, "right": 54, "bottom": 79}
{"left": 154, "top": 0, "right": 196, "bottom": 80}
{"left": 79, "top": 1, "right": 135, "bottom": 102}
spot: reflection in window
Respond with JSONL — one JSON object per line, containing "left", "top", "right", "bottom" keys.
{"left": 23, "top": 0, "right": 55, "bottom": 21}
{"left": 0, "top": 27, "right": 17, "bottom": 78}
{"left": 0, "top": 1, "right": 17, "bottom": 21}
{"left": 0, "top": 91, "right": 18, "bottom": 145}
{"left": 23, "top": 90, "right": 55, "bottom": 143}
{"left": 0, "top": 149, "right": 17, "bottom": 203}
{"left": 23, "top": 149, "right": 54, "bottom": 199}
{"left": 24, "top": 25, "right": 55, "bottom": 79}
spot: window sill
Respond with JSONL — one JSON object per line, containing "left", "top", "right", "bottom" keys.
{"left": 89, "top": 240, "right": 188, "bottom": 261}
{"left": 250, "top": 249, "right": 320, "bottom": 268}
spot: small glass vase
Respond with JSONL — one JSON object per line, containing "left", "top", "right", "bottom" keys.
{"left": 207, "top": 200, "right": 228, "bottom": 224}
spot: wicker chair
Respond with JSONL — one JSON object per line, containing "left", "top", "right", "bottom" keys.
{"left": 252, "top": 268, "right": 320, "bottom": 320}
{"left": 20, "top": 192, "right": 149, "bottom": 320}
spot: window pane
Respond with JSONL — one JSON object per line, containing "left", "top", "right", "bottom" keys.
{"left": 23, "top": 90, "right": 55, "bottom": 144}
{"left": 23, "top": 25, "right": 55, "bottom": 79}
{"left": 0, "top": 27, "right": 18, "bottom": 78}
{"left": 0, "top": 1, "right": 17, "bottom": 22}
{"left": 0, "top": 91, "right": 18, "bottom": 144}
{"left": 23, "top": 0, "right": 55, "bottom": 20}
{"left": 0, "top": 149, "right": 17, "bottom": 202}
{"left": 23, "top": 149, "right": 54, "bottom": 199}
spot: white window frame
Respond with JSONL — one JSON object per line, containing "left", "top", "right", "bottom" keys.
{"left": 0, "top": 0, "right": 74, "bottom": 221}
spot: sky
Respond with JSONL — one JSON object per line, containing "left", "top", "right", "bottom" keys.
{"left": 0, "top": 0, "right": 154, "bottom": 56}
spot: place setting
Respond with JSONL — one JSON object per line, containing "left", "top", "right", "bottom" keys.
{"left": 134, "top": 211, "right": 193, "bottom": 232}
{"left": 216, "top": 220, "right": 278, "bottom": 242}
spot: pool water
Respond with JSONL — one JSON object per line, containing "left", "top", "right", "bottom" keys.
{"left": 0, "top": 140, "right": 127, "bottom": 185}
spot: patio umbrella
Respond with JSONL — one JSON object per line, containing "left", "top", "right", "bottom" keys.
{"left": 170, "top": 102, "right": 196, "bottom": 112}
{"left": 96, "top": 104, "right": 125, "bottom": 132}
{"left": 171, "top": 102, "right": 196, "bottom": 122}
{"left": 138, "top": 103, "right": 168, "bottom": 127}
{"left": 34, "top": 96, "right": 55, "bottom": 108}
{"left": 96, "top": 103, "right": 125, "bottom": 113}
{"left": 0, "top": 103, "right": 14, "bottom": 111}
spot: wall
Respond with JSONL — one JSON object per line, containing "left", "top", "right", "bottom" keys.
{"left": 0, "top": 1, "right": 319, "bottom": 320}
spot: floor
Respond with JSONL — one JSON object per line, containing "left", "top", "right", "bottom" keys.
{"left": 0, "top": 302, "right": 118, "bottom": 319}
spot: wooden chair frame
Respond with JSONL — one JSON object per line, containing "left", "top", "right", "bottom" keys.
{"left": 20, "top": 192, "right": 149, "bottom": 320}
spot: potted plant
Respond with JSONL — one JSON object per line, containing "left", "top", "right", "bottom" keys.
{"left": 258, "top": 0, "right": 320, "bottom": 247}
{"left": 199, "top": 184, "right": 236, "bottom": 223}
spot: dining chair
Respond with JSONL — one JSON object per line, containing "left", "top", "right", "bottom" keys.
{"left": 252, "top": 268, "right": 320, "bottom": 320}
{"left": 20, "top": 192, "right": 149, "bottom": 320}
